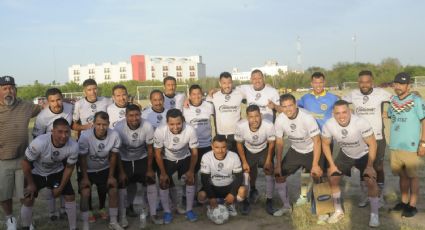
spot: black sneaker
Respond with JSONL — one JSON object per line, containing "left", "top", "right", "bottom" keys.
{"left": 402, "top": 205, "right": 418, "bottom": 218}
{"left": 266, "top": 198, "right": 275, "bottom": 215}
{"left": 249, "top": 188, "right": 260, "bottom": 204}
{"left": 126, "top": 205, "right": 138, "bottom": 217}
{"left": 390, "top": 202, "right": 407, "bottom": 212}
{"left": 240, "top": 199, "right": 251, "bottom": 215}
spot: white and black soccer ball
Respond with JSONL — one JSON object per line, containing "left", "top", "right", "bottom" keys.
{"left": 208, "top": 204, "right": 229, "bottom": 225}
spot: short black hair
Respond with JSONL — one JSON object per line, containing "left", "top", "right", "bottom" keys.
{"left": 189, "top": 84, "right": 202, "bottom": 94}
{"left": 358, "top": 70, "right": 373, "bottom": 78}
{"left": 53, "top": 117, "right": 70, "bottom": 128}
{"left": 150, "top": 89, "right": 164, "bottom": 100}
{"left": 166, "top": 108, "right": 184, "bottom": 122}
{"left": 94, "top": 111, "right": 109, "bottom": 123}
{"left": 333, "top": 99, "right": 349, "bottom": 108}
{"left": 279, "top": 93, "right": 296, "bottom": 104}
{"left": 251, "top": 69, "right": 264, "bottom": 77}
{"left": 126, "top": 104, "right": 141, "bottom": 114}
{"left": 163, "top": 76, "right": 176, "bottom": 85}
{"left": 213, "top": 135, "right": 227, "bottom": 143}
{"left": 219, "top": 72, "right": 232, "bottom": 80}
{"left": 83, "top": 79, "right": 97, "bottom": 88}
{"left": 112, "top": 84, "right": 127, "bottom": 94}
{"left": 45, "top": 88, "right": 63, "bottom": 98}
{"left": 246, "top": 104, "right": 260, "bottom": 114}
{"left": 311, "top": 72, "right": 325, "bottom": 80}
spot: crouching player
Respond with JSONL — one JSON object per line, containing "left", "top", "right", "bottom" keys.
{"left": 21, "top": 118, "right": 78, "bottom": 230}
{"left": 198, "top": 135, "right": 247, "bottom": 217}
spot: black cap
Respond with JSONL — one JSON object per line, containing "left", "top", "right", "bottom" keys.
{"left": 393, "top": 72, "right": 411, "bottom": 84}
{"left": 0, "top": 76, "right": 15, "bottom": 86}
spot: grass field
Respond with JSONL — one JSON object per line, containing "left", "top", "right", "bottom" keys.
{"left": 1, "top": 87, "right": 425, "bottom": 230}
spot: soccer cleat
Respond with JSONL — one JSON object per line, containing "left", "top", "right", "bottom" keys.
{"left": 185, "top": 210, "right": 198, "bottom": 222}
{"left": 108, "top": 222, "right": 124, "bottom": 230}
{"left": 249, "top": 188, "right": 260, "bottom": 204}
{"left": 150, "top": 215, "right": 164, "bottom": 225}
{"left": 119, "top": 216, "right": 129, "bottom": 228}
{"left": 99, "top": 208, "right": 108, "bottom": 220}
{"left": 327, "top": 211, "right": 344, "bottom": 224}
{"left": 390, "top": 202, "right": 407, "bottom": 212}
{"left": 49, "top": 211, "right": 59, "bottom": 221}
{"left": 240, "top": 199, "right": 251, "bottom": 215}
{"left": 401, "top": 204, "right": 418, "bottom": 218}
{"left": 126, "top": 206, "right": 138, "bottom": 218}
{"left": 163, "top": 212, "right": 173, "bottom": 224}
{"left": 369, "top": 213, "right": 380, "bottom": 228}
{"left": 295, "top": 195, "right": 308, "bottom": 206}
{"left": 265, "top": 198, "right": 275, "bottom": 215}
{"left": 6, "top": 217, "right": 17, "bottom": 230}
{"left": 88, "top": 211, "right": 96, "bottom": 223}
{"left": 226, "top": 203, "right": 238, "bottom": 217}
{"left": 316, "top": 214, "right": 330, "bottom": 225}
{"left": 273, "top": 206, "right": 292, "bottom": 217}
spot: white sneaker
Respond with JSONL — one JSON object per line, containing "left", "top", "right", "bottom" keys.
{"left": 358, "top": 194, "right": 369, "bottom": 208}
{"left": 327, "top": 211, "right": 344, "bottom": 224}
{"left": 317, "top": 214, "right": 329, "bottom": 225}
{"left": 119, "top": 216, "right": 129, "bottom": 228}
{"left": 6, "top": 217, "right": 17, "bottom": 230}
{"left": 369, "top": 213, "right": 380, "bottom": 228}
{"left": 108, "top": 222, "right": 125, "bottom": 230}
{"left": 30, "top": 224, "right": 35, "bottom": 230}
{"left": 295, "top": 195, "right": 308, "bottom": 206}
{"left": 273, "top": 206, "right": 292, "bottom": 217}
{"left": 175, "top": 203, "right": 186, "bottom": 215}
{"left": 226, "top": 203, "right": 238, "bottom": 217}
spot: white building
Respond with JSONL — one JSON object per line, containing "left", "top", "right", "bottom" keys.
{"left": 68, "top": 62, "right": 133, "bottom": 84}
{"left": 231, "top": 60, "right": 288, "bottom": 81}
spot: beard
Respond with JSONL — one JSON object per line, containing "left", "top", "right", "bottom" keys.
{"left": 4, "top": 95, "right": 15, "bottom": 106}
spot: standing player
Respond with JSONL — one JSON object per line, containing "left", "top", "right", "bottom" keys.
{"left": 142, "top": 90, "right": 167, "bottom": 130}
{"left": 154, "top": 109, "right": 199, "bottom": 223}
{"left": 235, "top": 105, "right": 276, "bottom": 215}
{"left": 198, "top": 135, "right": 247, "bottom": 217}
{"left": 21, "top": 118, "right": 78, "bottom": 230}
{"left": 206, "top": 72, "right": 244, "bottom": 153}
{"left": 237, "top": 69, "right": 280, "bottom": 122}
{"left": 163, "top": 76, "right": 186, "bottom": 111}
{"left": 342, "top": 70, "right": 391, "bottom": 208}
{"left": 388, "top": 72, "right": 425, "bottom": 217}
{"left": 107, "top": 85, "right": 130, "bottom": 129}
{"left": 273, "top": 94, "right": 322, "bottom": 216}
{"left": 321, "top": 100, "right": 380, "bottom": 227}
{"left": 78, "top": 112, "right": 123, "bottom": 230}
{"left": 115, "top": 104, "right": 163, "bottom": 227}
{"left": 32, "top": 88, "right": 74, "bottom": 221}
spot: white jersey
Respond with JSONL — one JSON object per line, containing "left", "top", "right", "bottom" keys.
{"left": 322, "top": 115, "right": 374, "bottom": 159}
{"left": 342, "top": 88, "right": 391, "bottom": 140}
{"left": 114, "top": 119, "right": 154, "bottom": 161}
{"left": 78, "top": 128, "right": 121, "bottom": 172}
{"left": 32, "top": 102, "right": 74, "bottom": 137}
{"left": 25, "top": 133, "right": 78, "bottom": 177}
{"left": 164, "top": 93, "right": 185, "bottom": 111}
{"left": 200, "top": 150, "right": 242, "bottom": 187}
{"left": 73, "top": 97, "right": 112, "bottom": 125}
{"left": 141, "top": 106, "right": 167, "bottom": 129}
{"left": 107, "top": 103, "right": 127, "bottom": 128}
{"left": 206, "top": 89, "right": 244, "bottom": 135}
{"left": 235, "top": 119, "right": 276, "bottom": 154}
{"left": 183, "top": 101, "right": 214, "bottom": 148}
{"left": 237, "top": 84, "right": 280, "bottom": 122}
{"left": 153, "top": 123, "right": 199, "bottom": 161}
{"left": 274, "top": 108, "right": 320, "bottom": 154}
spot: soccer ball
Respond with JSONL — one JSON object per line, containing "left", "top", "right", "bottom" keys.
{"left": 208, "top": 204, "right": 229, "bottom": 225}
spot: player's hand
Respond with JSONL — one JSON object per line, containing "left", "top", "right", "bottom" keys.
{"left": 159, "top": 173, "right": 170, "bottom": 188}
{"left": 146, "top": 168, "right": 155, "bottom": 181}
{"left": 242, "top": 162, "right": 250, "bottom": 173}
{"left": 185, "top": 170, "right": 195, "bottom": 185}
{"left": 183, "top": 98, "right": 190, "bottom": 108}
{"left": 107, "top": 176, "right": 117, "bottom": 188}
{"left": 118, "top": 171, "right": 128, "bottom": 187}
{"left": 52, "top": 187, "right": 63, "bottom": 198}
{"left": 24, "top": 182, "right": 37, "bottom": 200}
{"left": 83, "top": 123, "right": 93, "bottom": 130}
{"left": 363, "top": 166, "right": 377, "bottom": 180}
{"left": 267, "top": 100, "right": 276, "bottom": 110}
{"left": 327, "top": 164, "right": 342, "bottom": 176}
{"left": 418, "top": 145, "right": 425, "bottom": 157}
{"left": 310, "top": 164, "right": 323, "bottom": 178}
{"left": 209, "top": 198, "right": 218, "bottom": 209}
{"left": 263, "top": 161, "right": 273, "bottom": 175}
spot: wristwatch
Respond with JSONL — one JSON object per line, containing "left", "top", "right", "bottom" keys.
{"left": 420, "top": 140, "right": 425, "bottom": 148}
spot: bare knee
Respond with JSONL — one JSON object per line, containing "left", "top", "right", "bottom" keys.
{"left": 197, "top": 191, "right": 207, "bottom": 203}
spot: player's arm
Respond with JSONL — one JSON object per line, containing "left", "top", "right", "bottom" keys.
{"left": 274, "top": 137, "right": 284, "bottom": 177}
{"left": 364, "top": 134, "right": 377, "bottom": 167}
{"left": 72, "top": 120, "right": 92, "bottom": 131}
{"left": 419, "top": 119, "right": 425, "bottom": 156}
{"left": 108, "top": 151, "right": 118, "bottom": 178}
{"left": 321, "top": 136, "right": 339, "bottom": 175}
{"left": 54, "top": 162, "right": 75, "bottom": 197}
{"left": 116, "top": 154, "right": 127, "bottom": 186}
{"left": 21, "top": 158, "right": 36, "bottom": 199}
{"left": 146, "top": 143, "right": 155, "bottom": 178}
{"left": 186, "top": 129, "right": 199, "bottom": 184}
{"left": 310, "top": 134, "right": 322, "bottom": 177}
{"left": 154, "top": 147, "right": 169, "bottom": 187}
{"left": 236, "top": 141, "right": 249, "bottom": 172}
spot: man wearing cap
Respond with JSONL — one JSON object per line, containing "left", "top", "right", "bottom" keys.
{"left": 388, "top": 72, "right": 425, "bottom": 218}
{"left": 0, "top": 76, "right": 41, "bottom": 229}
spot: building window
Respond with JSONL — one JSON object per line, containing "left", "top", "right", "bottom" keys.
{"left": 89, "top": 69, "right": 95, "bottom": 74}
{"left": 152, "top": 73, "right": 155, "bottom": 78}
{"left": 162, "top": 66, "right": 168, "bottom": 71}
{"left": 73, "top": 70, "right": 80, "bottom": 75}
{"left": 104, "top": 68, "right": 110, "bottom": 73}
{"left": 190, "top": 72, "right": 195, "bottom": 77}
{"left": 151, "top": 66, "right": 155, "bottom": 71}
{"left": 163, "top": 72, "right": 168, "bottom": 77}
{"left": 177, "top": 72, "right": 182, "bottom": 77}
{"left": 176, "top": 66, "right": 182, "bottom": 71}
{"left": 105, "top": 75, "right": 111, "bottom": 80}
{"left": 119, "top": 67, "right": 126, "bottom": 72}
{"left": 120, "top": 74, "right": 126, "bottom": 79}
{"left": 89, "top": 75, "right": 95, "bottom": 79}
{"left": 189, "top": 66, "right": 195, "bottom": 70}
{"left": 73, "top": 76, "right": 80, "bottom": 82}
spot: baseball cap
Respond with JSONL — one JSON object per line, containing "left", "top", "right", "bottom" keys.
{"left": 393, "top": 72, "right": 411, "bottom": 84}
{"left": 0, "top": 76, "right": 15, "bottom": 86}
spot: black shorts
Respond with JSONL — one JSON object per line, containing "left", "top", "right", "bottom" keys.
{"left": 200, "top": 184, "right": 236, "bottom": 199}
{"left": 27, "top": 171, "right": 75, "bottom": 197}
{"left": 163, "top": 156, "right": 191, "bottom": 180}
{"left": 225, "top": 134, "right": 237, "bottom": 153}
{"left": 78, "top": 168, "right": 110, "bottom": 194}
{"left": 245, "top": 147, "right": 271, "bottom": 169}
{"left": 281, "top": 148, "right": 326, "bottom": 176}
{"left": 374, "top": 139, "right": 386, "bottom": 167}
{"left": 195, "top": 146, "right": 212, "bottom": 173}
{"left": 122, "top": 158, "right": 149, "bottom": 186}
{"left": 334, "top": 151, "right": 369, "bottom": 177}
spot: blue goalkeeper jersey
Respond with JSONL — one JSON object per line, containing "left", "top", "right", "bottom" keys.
{"left": 298, "top": 91, "right": 339, "bottom": 130}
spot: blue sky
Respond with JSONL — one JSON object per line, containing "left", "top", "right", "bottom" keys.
{"left": 1, "top": 0, "right": 424, "bottom": 85}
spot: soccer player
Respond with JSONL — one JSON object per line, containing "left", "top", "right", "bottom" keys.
{"left": 388, "top": 72, "right": 425, "bottom": 218}
{"left": 21, "top": 118, "right": 78, "bottom": 230}
{"left": 273, "top": 94, "right": 322, "bottom": 216}
{"left": 107, "top": 84, "right": 130, "bottom": 129}
{"left": 206, "top": 72, "right": 244, "bottom": 152}
{"left": 114, "top": 104, "right": 163, "bottom": 227}
{"left": 235, "top": 104, "right": 276, "bottom": 215}
{"left": 237, "top": 69, "right": 280, "bottom": 122}
{"left": 154, "top": 109, "right": 199, "bottom": 224}
{"left": 142, "top": 90, "right": 167, "bottom": 130}
{"left": 32, "top": 87, "right": 74, "bottom": 220}
{"left": 321, "top": 100, "right": 380, "bottom": 227}
{"left": 198, "top": 135, "right": 247, "bottom": 217}
{"left": 342, "top": 70, "right": 391, "bottom": 208}
{"left": 78, "top": 112, "right": 123, "bottom": 230}
{"left": 163, "top": 76, "right": 185, "bottom": 111}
